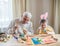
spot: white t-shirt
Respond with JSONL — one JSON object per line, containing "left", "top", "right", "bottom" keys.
{"left": 18, "top": 21, "right": 34, "bottom": 35}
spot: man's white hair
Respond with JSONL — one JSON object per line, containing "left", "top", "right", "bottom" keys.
{"left": 23, "top": 12, "right": 32, "bottom": 19}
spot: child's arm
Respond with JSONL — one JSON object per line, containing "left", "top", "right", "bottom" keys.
{"left": 47, "top": 31, "right": 55, "bottom": 35}
{"left": 46, "top": 26, "right": 56, "bottom": 38}
{"left": 46, "top": 26, "right": 55, "bottom": 35}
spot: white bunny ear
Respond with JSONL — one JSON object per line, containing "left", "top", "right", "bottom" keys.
{"left": 44, "top": 12, "right": 48, "bottom": 19}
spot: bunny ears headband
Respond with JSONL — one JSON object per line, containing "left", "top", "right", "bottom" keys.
{"left": 40, "top": 12, "right": 48, "bottom": 20}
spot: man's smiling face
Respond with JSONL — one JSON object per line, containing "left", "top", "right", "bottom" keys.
{"left": 23, "top": 16, "right": 30, "bottom": 23}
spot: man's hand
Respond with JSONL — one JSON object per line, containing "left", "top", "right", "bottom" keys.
{"left": 23, "top": 28, "right": 28, "bottom": 35}
{"left": 23, "top": 30, "right": 27, "bottom": 35}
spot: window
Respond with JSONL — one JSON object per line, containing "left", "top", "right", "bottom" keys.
{"left": 0, "top": 0, "right": 13, "bottom": 28}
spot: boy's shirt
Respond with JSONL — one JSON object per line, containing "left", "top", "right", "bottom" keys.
{"left": 38, "top": 25, "right": 55, "bottom": 34}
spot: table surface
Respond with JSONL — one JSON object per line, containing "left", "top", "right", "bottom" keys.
{"left": 0, "top": 34, "right": 60, "bottom": 46}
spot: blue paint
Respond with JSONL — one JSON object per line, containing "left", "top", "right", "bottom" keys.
{"left": 31, "top": 37, "right": 41, "bottom": 45}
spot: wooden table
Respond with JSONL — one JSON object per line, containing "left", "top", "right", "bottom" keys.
{"left": 0, "top": 34, "right": 60, "bottom": 46}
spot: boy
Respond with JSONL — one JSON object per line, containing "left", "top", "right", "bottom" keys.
{"left": 37, "top": 19, "right": 55, "bottom": 34}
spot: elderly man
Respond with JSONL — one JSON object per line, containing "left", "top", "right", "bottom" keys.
{"left": 19, "top": 12, "right": 34, "bottom": 35}
{"left": 8, "top": 12, "right": 34, "bottom": 36}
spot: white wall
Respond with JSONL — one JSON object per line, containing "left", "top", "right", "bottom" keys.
{"left": 12, "top": 0, "right": 26, "bottom": 19}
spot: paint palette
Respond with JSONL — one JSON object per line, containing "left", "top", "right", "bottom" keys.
{"left": 31, "top": 36, "right": 57, "bottom": 45}
{"left": 31, "top": 37, "right": 43, "bottom": 45}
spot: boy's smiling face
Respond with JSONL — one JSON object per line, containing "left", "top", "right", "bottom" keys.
{"left": 41, "top": 22, "right": 47, "bottom": 29}
{"left": 40, "top": 19, "right": 47, "bottom": 29}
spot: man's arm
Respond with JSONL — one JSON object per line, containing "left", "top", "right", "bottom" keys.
{"left": 27, "top": 22, "right": 34, "bottom": 35}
